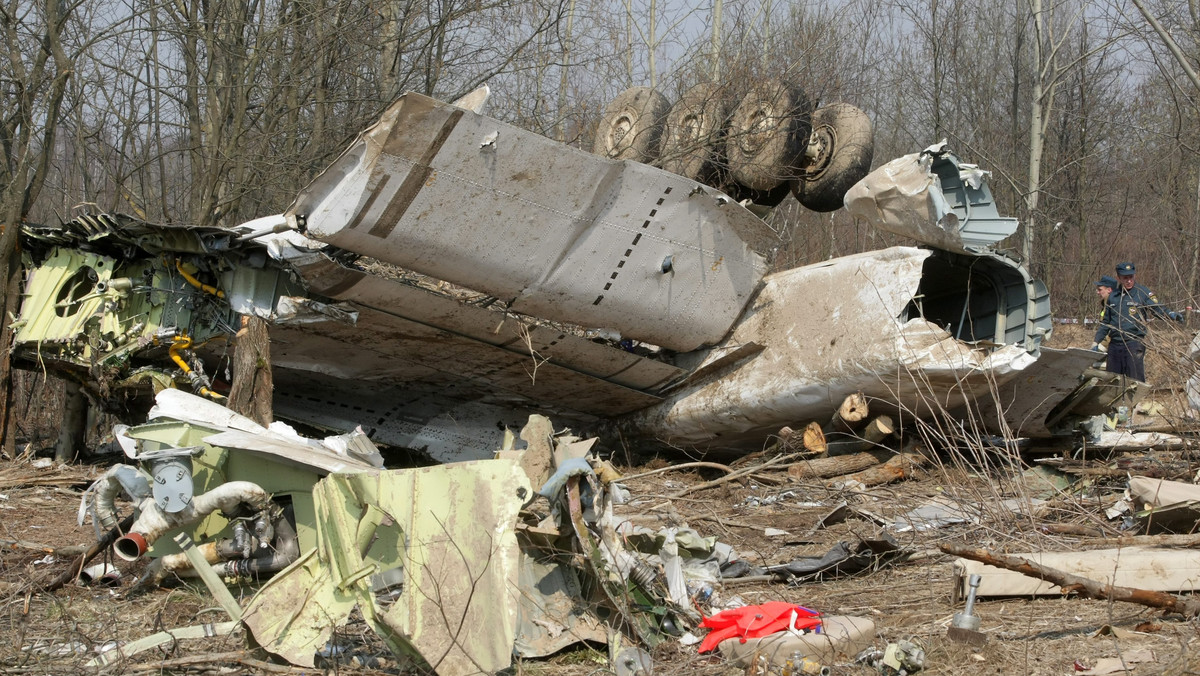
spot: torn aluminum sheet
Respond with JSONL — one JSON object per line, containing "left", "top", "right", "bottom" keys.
{"left": 513, "top": 550, "right": 608, "bottom": 657}
{"left": 147, "top": 389, "right": 382, "bottom": 473}
{"left": 285, "top": 90, "right": 776, "bottom": 352}
{"left": 1129, "top": 476, "right": 1200, "bottom": 533}
{"left": 242, "top": 461, "right": 528, "bottom": 674}
{"left": 954, "top": 547, "right": 1200, "bottom": 597}
{"left": 616, "top": 246, "right": 1049, "bottom": 449}
{"left": 892, "top": 496, "right": 1046, "bottom": 533}
{"left": 844, "top": 141, "right": 1017, "bottom": 253}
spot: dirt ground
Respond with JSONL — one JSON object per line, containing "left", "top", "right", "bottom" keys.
{"left": 1, "top": 322, "right": 1199, "bottom": 675}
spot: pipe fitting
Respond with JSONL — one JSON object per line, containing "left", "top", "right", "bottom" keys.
{"left": 115, "top": 532, "right": 149, "bottom": 561}
{"left": 117, "top": 482, "right": 271, "bottom": 561}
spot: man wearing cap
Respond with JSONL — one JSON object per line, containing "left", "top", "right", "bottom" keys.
{"left": 1093, "top": 262, "right": 1183, "bottom": 380}
{"left": 1090, "top": 275, "right": 1117, "bottom": 354}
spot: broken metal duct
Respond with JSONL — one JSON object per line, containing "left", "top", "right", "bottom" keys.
{"left": 114, "top": 482, "right": 271, "bottom": 561}
{"left": 148, "top": 513, "right": 300, "bottom": 584}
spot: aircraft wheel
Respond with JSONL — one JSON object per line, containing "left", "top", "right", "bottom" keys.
{"left": 792, "top": 103, "right": 874, "bottom": 212}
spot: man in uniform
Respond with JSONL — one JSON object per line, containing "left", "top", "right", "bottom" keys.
{"left": 1090, "top": 275, "right": 1117, "bottom": 354}
{"left": 1092, "top": 262, "right": 1182, "bottom": 381}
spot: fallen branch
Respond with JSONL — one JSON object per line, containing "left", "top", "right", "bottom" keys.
{"left": 667, "top": 453, "right": 801, "bottom": 499}
{"left": 0, "top": 538, "right": 85, "bottom": 557}
{"left": 1037, "top": 523, "right": 1107, "bottom": 538}
{"left": 825, "top": 415, "right": 895, "bottom": 456}
{"left": 824, "top": 392, "right": 869, "bottom": 434}
{"left": 42, "top": 513, "right": 135, "bottom": 592}
{"left": 620, "top": 461, "right": 734, "bottom": 483}
{"left": 941, "top": 543, "right": 1200, "bottom": 616}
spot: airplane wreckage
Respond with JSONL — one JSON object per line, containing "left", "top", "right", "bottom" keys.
{"left": 12, "top": 86, "right": 1136, "bottom": 671}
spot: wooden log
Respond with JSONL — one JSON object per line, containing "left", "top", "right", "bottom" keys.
{"left": 940, "top": 542, "right": 1200, "bottom": 617}
{"left": 833, "top": 451, "right": 927, "bottom": 487}
{"left": 823, "top": 392, "right": 870, "bottom": 434}
{"left": 801, "top": 421, "right": 827, "bottom": 454}
{"left": 788, "top": 450, "right": 891, "bottom": 481}
{"left": 825, "top": 415, "right": 895, "bottom": 456}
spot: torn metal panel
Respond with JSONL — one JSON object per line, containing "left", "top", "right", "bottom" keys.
{"left": 969, "top": 348, "right": 1107, "bottom": 437}
{"left": 244, "top": 461, "right": 529, "bottom": 674}
{"left": 954, "top": 548, "right": 1200, "bottom": 597}
{"left": 845, "top": 142, "right": 1017, "bottom": 252}
{"left": 616, "top": 246, "right": 1043, "bottom": 449}
{"left": 286, "top": 91, "right": 775, "bottom": 351}
{"left": 270, "top": 304, "right": 664, "bottom": 417}
{"left": 289, "top": 255, "right": 685, "bottom": 392}
{"left": 271, "top": 369, "right": 533, "bottom": 463}
{"left": 513, "top": 550, "right": 608, "bottom": 657}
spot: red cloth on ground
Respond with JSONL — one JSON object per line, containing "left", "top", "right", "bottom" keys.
{"left": 697, "top": 601, "right": 822, "bottom": 653}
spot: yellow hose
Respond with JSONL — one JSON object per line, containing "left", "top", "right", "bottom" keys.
{"left": 169, "top": 335, "right": 224, "bottom": 400}
{"left": 175, "top": 260, "right": 225, "bottom": 298}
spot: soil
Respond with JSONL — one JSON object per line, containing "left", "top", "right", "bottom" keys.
{"left": 1, "top": 323, "right": 1199, "bottom": 675}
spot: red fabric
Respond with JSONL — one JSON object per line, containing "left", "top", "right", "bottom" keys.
{"left": 697, "top": 602, "right": 822, "bottom": 653}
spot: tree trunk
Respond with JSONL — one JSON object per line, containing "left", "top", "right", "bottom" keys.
{"left": 227, "top": 316, "right": 273, "bottom": 426}
{"left": 54, "top": 380, "right": 87, "bottom": 463}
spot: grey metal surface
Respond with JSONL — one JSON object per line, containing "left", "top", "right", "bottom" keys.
{"left": 292, "top": 256, "right": 684, "bottom": 391}
{"left": 844, "top": 144, "right": 1017, "bottom": 253}
{"left": 286, "top": 92, "right": 775, "bottom": 351}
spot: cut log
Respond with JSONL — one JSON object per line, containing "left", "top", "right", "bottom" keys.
{"left": 833, "top": 451, "right": 927, "bottom": 487}
{"left": 788, "top": 450, "right": 891, "bottom": 481}
{"left": 801, "top": 422, "right": 827, "bottom": 454}
{"left": 826, "top": 415, "right": 895, "bottom": 456}
{"left": 823, "top": 392, "right": 869, "bottom": 434}
{"left": 941, "top": 542, "right": 1200, "bottom": 617}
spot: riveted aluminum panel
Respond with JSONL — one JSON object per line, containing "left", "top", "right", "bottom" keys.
{"left": 287, "top": 92, "right": 774, "bottom": 351}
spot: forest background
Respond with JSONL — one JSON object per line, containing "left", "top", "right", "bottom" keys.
{"left": 4, "top": 0, "right": 1199, "bottom": 322}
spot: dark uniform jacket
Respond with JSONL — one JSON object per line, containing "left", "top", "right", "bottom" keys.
{"left": 1094, "top": 283, "right": 1170, "bottom": 344}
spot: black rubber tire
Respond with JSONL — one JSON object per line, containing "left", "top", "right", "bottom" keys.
{"left": 659, "top": 83, "right": 731, "bottom": 181}
{"left": 791, "top": 103, "right": 874, "bottom": 212}
{"left": 592, "top": 87, "right": 671, "bottom": 163}
{"left": 725, "top": 80, "right": 812, "bottom": 191}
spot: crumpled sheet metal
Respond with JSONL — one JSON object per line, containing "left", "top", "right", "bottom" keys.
{"left": 285, "top": 91, "right": 774, "bottom": 352}
{"left": 618, "top": 246, "right": 1037, "bottom": 449}
{"left": 242, "top": 461, "right": 529, "bottom": 673}
{"left": 844, "top": 142, "right": 1016, "bottom": 252}
{"left": 147, "top": 389, "right": 380, "bottom": 473}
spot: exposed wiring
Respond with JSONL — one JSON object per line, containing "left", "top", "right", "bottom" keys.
{"left": 175, "top": 259, "right": 225, "bottom": 299}
{"left": 169, "top": 334, "right": 224, "bottom": 401}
